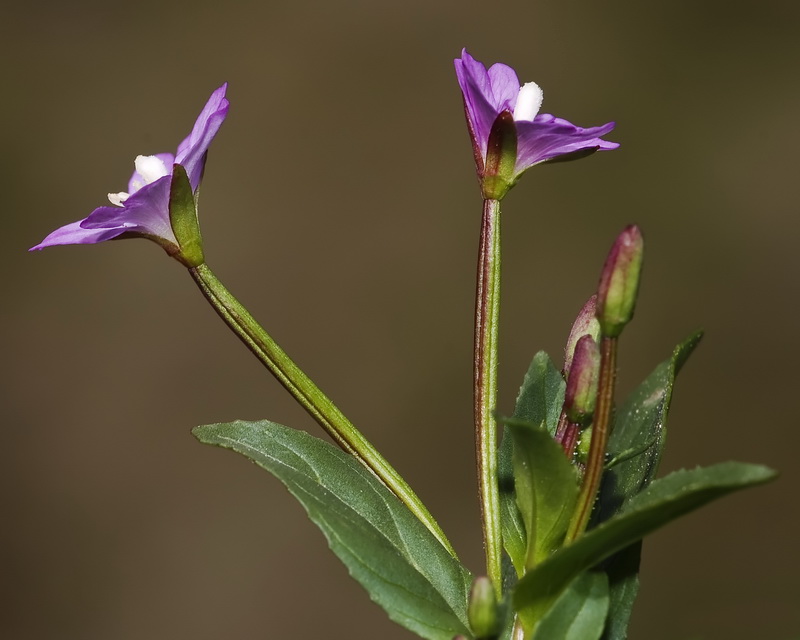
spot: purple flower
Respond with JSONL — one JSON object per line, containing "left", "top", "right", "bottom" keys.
{"left": 31, "top": 84, "right": 230, "bottom": 253}
{"left": 454, "top": 49, "right": 618, "bottom": 184}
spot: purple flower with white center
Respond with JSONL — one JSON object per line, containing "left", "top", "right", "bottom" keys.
{"left": 31, "top": 84, "right": 230, "bottom": 255}
{"left": 454, "top": 49, "right": 618, "bottom": 192}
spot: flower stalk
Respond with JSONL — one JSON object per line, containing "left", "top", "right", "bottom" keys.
{"left": 474, "top": 198, "right": 503, "bottom": 596}
{"left": 566, "top": 226, "right": 643, "bottom": 540}
{"left": 565, "top": 334, "right": 617, "bottom": 541}
{"left": 189, "top": 263, "right": 457, "bottom": 557}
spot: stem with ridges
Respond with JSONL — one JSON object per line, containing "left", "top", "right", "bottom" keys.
{"left": 474, "top": 198, "right": 503, "bottom": 596}
{"left": 189, "top": 262, "right": 457, "bottom": 557}
{"left": 565, "top": 335, "right": 617, "bottom": 541}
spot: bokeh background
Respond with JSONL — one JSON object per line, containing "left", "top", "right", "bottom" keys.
{"left": 4, "top": 1, "right": 798, "bottom": 638}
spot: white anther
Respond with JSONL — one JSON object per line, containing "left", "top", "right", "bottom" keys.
{"left": 108, "top": 191, "right": 130, "bottom": 207}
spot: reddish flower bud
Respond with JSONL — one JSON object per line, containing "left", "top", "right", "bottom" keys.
{"left": 596, "top": 225, "right": 644, "bottom": 337}
{"left": 564, "top": 335, "right": 600, "bottom": 425}
{"left": 563, "top": 295, "right": 600, "bottom": 376}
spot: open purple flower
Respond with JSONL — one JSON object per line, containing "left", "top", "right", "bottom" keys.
{"left": 31, "top": 84, "right": 230, "bottom": 254}
{"left": 454, "top": 49, "right": 618, "bottom": 191}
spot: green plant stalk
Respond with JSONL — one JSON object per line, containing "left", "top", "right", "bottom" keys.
{"left": 474, "top": 198, "right": 503, "bottom": 596}
{"left": 565, "top": 335, "right": 617, "bottom": 541}
{"left": 189, "top": 263, "right": 457, "bottom": 557}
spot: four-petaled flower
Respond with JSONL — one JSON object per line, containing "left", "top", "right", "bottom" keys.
{"left": 455, "top": 49, "right": 618, "bottom": 194}
{"left": 31, "top": 84, "right": 230, "bottom": 254}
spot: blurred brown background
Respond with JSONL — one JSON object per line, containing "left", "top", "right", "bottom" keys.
{"left": 3, "top": 0, "right": 798, "bottom": 638}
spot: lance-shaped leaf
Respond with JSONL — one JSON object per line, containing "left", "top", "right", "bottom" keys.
{"left": 499, "top": 352, "right": 566, "bottom": 575}
{"left": 507, "top": 419, "right": 579, "bottom": 569}
{"left": 599, "top": 542, "right": 641, "bottom": 640}
{"left": 593, "top": 331, "right": 702, "bottom": 637}
{"left": 532, "top": 571, "right": 609, "bottom": 640}
{"left": 595, "top": 330, "right": 704, "bottom": 525}
{"left": 194, "top": 420, "right": 473, "bottom": 640}
{"left": 513, "top": 351, "right": 565, "bottom": 437}
{"left": 498, "top": 431, "right": 527, "bottom": 577}
{"left": 513, "top": 462, "right": 776, "bottom": 632}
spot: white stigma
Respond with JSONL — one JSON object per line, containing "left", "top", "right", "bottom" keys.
{"left": 513, "top": 82, "right": 544, "bottom": 122}
{"left": 109, "top": 155, "right": 171, "bottom": 205}
{"left": 134, "top": 154, "right": 170, "bottom": 184}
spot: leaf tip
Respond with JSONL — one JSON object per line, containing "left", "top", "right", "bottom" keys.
{"left": 672, "top": 329, "right": 704, "bottom": 374}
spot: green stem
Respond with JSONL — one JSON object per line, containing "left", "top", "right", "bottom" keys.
{"left": 565, "top": 335, "right": 617, "bottom": 542}
{"left": 474, "top": 198, "right": 503, "bottom": 595}
{"left": 189, "top": 263, "right": 457, "bottom": 557}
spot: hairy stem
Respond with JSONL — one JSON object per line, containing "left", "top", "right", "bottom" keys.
{"left": 189, "top": 263, "right": 457, "bottom": 557}
{"left": 566, "top": 335, "right": 617, "bottom": 541}
{"left": 474, "top": 198, "right": 503, "bottom": 595}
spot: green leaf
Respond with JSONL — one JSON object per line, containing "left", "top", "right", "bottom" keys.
{"left": 507, "top": 419, "right": 579, "bottom": 569}
{"left": 532, "top": 572, "right": 610, "bottom": 640}
{"left": 593, "top": 332, "right": 701, "bottom": 638}
{"left": 194, "top": 420, "right": 473, "bottom": 640}
{"left": 595, "top": 331, "right": 703, "bottom": 525}
{"left": 513, "top": 351, "right": 566, "bottom": 436}
{"left": 499, "top": 352, "right": 567, "bottom": 575}
{"left": 498, "top": 431, "right": 527, "bottom": 577}
{"left": 599, "top": 542, "right": 640, "bottom": 640}
{"left": 513, "top": 462, "right": 776, "bottom": 631}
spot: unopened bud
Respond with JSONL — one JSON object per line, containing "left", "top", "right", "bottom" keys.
{"left": 564, "top": 335, "right": 600, "bottom": 425}
{"left": 467, "top": 576, "right": 500, "bottom": 639}
{"left": 481, "top": 110, "right": 517, "bottom": 200}
{"left": 576, "top": 426, "right": 592, "bottom": 463}
{"left": 596, "top": 225, "right": 643, "bottom": 337}
{"left": 563, "top": 295, "right": 600, "bottom": 376}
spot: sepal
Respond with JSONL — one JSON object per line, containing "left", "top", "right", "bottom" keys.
{"left": 481, "top": 111, "right": 518, "bottom": 200}
{"left": 168, "top": 163, "right": 204, "bottom": 267}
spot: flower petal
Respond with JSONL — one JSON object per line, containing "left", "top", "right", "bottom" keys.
{"left": 30, "top": 220, "right": 134, "bottom": 249}
{"left": 175, "top": 83, "right": 230, "bottom": 189}
{"left": 515, "top": 115, "right": 618, "bottom": 172}
{"left": 82, "top": 175, "right": 176, "bottom": 243}
{"left": 486, "top": 62, "right": 521, "bottom": 112}
{"left": 455, "top": 50, "right": 501, "bottom": 158}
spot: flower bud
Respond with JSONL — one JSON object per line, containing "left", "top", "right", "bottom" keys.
{"left": 564, "top": 335, "right": 600, "bottom": 426}
{"left": 576, "top": 426, "right": 592, "bottom": 464}
{"left": 563, "top": 295, "right": 600, "bottom": 376}
{"left": 596, "top": 225, "right": 643, "bottom": 337}
{"left": 467, "top": 576, "right": 500, "bottom": 639}
{"left": 481, "top": 110, "right": 517, "bottom": 200}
